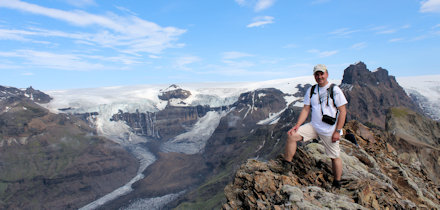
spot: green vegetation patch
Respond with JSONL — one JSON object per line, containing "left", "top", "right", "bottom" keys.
{"left": 390, "top": 107, "right": 409, "bottom": 118}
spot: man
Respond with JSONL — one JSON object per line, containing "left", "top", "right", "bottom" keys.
{"left": 284, "top": 64, "right": 347, "bottom": 188}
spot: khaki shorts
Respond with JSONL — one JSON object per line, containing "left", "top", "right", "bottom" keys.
{"left": 297, "top": 123, "right": 340, "bottom": 159}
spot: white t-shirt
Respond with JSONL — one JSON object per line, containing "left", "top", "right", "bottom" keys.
{"left": 303, "top": 83, "right": 348, "bottom": 136}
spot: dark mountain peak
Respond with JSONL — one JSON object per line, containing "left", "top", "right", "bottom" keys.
{"left": 24, "top": 86, "right": 52, "bottom": 103}
{"left": 0, "top": 85, "right": 52, "bottom": 103}
{"left": 342, "top": 62, "right": 396, "bottom": 88}
{"left": 168, "top": 84, "right": 179, "bottom": 89}
{"left": 339, "top": 62, "right": 422, "bottom": 128}
{"left": 341, "top": 61, "right": 369, "bottom": 85}
{"left": 158, "top": 84, "right": 191, "bottom": 100}
{"left": 234, "top": 88, "right": 284, "bottom": 109}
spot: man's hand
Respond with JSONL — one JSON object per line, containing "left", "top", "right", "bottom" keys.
{"left": 332, "top": 130, "right": 340, "bottom": 142}
{"left": 288, "top": 125, "right": 300, "bottom": 136}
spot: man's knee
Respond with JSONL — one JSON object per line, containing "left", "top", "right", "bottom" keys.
{"left": 287, "top": 132, "right": 303, "bottom": 142}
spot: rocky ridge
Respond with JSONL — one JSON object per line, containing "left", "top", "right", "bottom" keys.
{"left": 0, "top": 85, "right": 52, "bottom": 104}
{"left": 223, "top": 120, "right": 440, "bottom": 209}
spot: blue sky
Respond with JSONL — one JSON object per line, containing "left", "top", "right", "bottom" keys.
{"left": 0, "top": 0, "right": 439, "bottom": 90}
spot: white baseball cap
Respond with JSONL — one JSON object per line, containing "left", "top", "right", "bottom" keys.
{"left": 313, "top": 64, "right": 327, "bottom": 74}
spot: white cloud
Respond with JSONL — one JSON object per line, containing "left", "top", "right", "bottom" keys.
{"left": 234, "top": 0, "right": 275, "bottom": 12}
{"left": 307, "top": 49, "right": 338, "bottom": 57}
{"left": 329, "top": 28, "right": 360, "bottom": 36}
{"left": 148, "top": 55, "right": 161, "bottom": 59}
{"left": 351, "top": 42, "right": 367, "bottom": 50}
{"left": 66, "top": 0, "right": 96, "bottom": 7}
{"left": 389, "top": 38, "right": 404, "bottom": 42}
{"left": 174, "top": 56, "right": 201, "bottom": 70}
{"left": 222, "top": 60, "right": 255, "bottom": 68}
{"left": 0, "top": 0, "right": 186, "bottom": 55}
{"left": 420, "top": 0, "right": 440, "bottom": 13}
{"left": 370, "top": 25, "right": 399, "bottom": 34}
{"left": 0, "top": 63, "right": 20, "bottom": 69}
{"left": 254, "top": 0, "right": 276, "bottom": 12}
{"left": 0, "top": 49, "right": 136, "bottom": 71}
{"left": 21, "top": 72, "right": 34, "bottom": 76}
{"left": 376, "top": 29, "right": 397, "bottom": 34}
{"left": 401, "top": 24, "right": 411, "bottom": 29}
{"left": 247, "top": 16, "right": 274, "bottom": 28}
{"left": 235, "top": 0, "right": 246, "bottom": 6}
{"left": 222, "top": 51, "right": 253, "bottom": 60}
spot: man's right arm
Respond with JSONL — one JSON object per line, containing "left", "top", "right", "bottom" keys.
{"left": 288, "top": 105, "right": 310, "bottom": 135}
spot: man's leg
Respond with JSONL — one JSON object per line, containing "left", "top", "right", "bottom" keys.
{"left": 332, "top": 157, "right": 342, "bottom": 181}
{"left": 320, "top": 134, "right": 343, "bottom": 187}
{"left": 284, "top": 132, "right": 303, "bottom": 162}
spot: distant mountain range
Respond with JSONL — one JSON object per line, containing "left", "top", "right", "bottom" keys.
{"left": 0, "top": 61, "right": 439, "bottom": 209}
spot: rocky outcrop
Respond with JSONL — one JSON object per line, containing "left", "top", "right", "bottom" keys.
{"left": 0, "top": 85, "right": 52, "bottom": 103}
{"left": 341, "top": 62, "right": 421, "bottom": 128}
{"left": 158, "top": 84, "right": 191, "bottom": 100}
{"left": 0, "top": 87, "right": 138, "bottom": 209}
{"left": 223, "top": 121, "right": 440, "bottom": 209}
{"left": 385, "top": 107, "right": 440, "bottom": 184}
{"left": 24, "top": 86, "right": 52, "bottom": 103}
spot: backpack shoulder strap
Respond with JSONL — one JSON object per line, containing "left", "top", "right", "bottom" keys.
{"left": 310, "top": 84, "right": 316, "bottom": 99}
{"left": 329, "top": 83, "right": 337, "bottom": 107}
{"left": 309, "top": 84, "right": 316, "bottom": 108}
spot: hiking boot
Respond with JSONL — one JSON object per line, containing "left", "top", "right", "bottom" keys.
{"left": 275, "top": 155, "right": 294, "bottom": 173}
{"left": 281, "top": 159, "right": 295, "bottom": 171}
{"left": 279, "top": 155, "right": 295, "bottom": 170}
{"left": 332, "top": 180, "right": 342, "bottom": 189}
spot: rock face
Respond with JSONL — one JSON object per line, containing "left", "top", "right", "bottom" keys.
{"left": 203, "top": 88, "right": 288, "bottom": 168}
{"left": 158, "top": 84, "right": 191, "bottom": 100}
{"left": 341, "top": 62, "right": 421, "bottom": 128}
{"left": 111, "top": 105, "right": 222, "bottom": 141}
{"left": 223, "top": 121, "right": 440, "bottom": 209}
{"left": 0, "top": 85, "right": 52, "bottom": 104}
{"left": 385, "top": 107, "right": 440, "bottom": 184}
{"left": 0, "top": 87, "right": 139, "bottom": 209}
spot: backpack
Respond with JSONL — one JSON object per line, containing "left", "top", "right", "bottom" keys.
{"left": 310, "top": 83, "right": 337, "bottom": 108}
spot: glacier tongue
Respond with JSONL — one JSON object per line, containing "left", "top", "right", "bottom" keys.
{"left": 161, "top": 110, "right": 229, "bottom": 154}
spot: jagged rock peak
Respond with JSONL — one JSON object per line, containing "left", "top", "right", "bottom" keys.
{"left": 158, "top": 84, "right": 191, "bottom": 100}
{"left": 341, "top": 61, "right": 395, "bottom": 87}
{"left": 0, "top": 85, "right": 52, "bottom": 103}
{"left": 24, "top": 86, "right": 52, "bottom": 103}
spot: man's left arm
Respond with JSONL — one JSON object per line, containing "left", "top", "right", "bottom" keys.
{"left": 332, "top": 104, "right": 346, "bottom": 142}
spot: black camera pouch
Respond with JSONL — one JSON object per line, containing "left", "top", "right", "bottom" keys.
{"left": 322, "top": 114, "right": 336, "bottom": 125}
